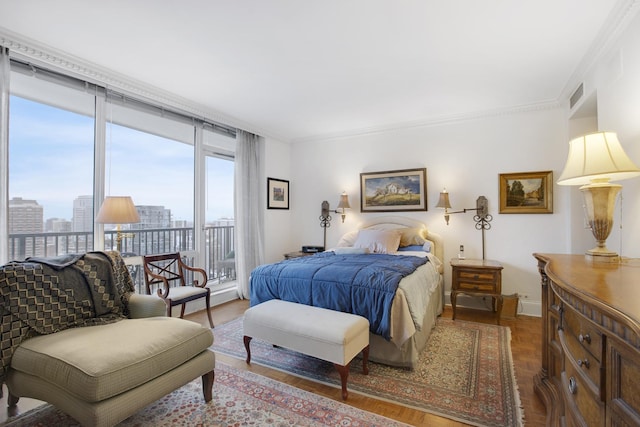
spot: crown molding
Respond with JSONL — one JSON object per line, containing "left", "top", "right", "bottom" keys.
{"left": 560, "top": 0, "right": 640, "bottom": 102}
{"left": 0, "top": 27, "right": 286, "bottom": 141}
{"left": 291, "top": 99, "right": 563, "bottom": 144}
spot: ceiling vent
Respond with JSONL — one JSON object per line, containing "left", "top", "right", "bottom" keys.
{"left": 570, "top": 83, "right": 584, "bottom": 109}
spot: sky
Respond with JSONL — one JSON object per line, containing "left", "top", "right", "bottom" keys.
{"left": 9, "top": 96, "right": 234, "bottom": 223}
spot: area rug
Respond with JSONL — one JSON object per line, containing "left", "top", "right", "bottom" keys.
{"left": 213, "top": 317, "right": 523, "bottom": 427}
{"left": 3, "top": 361, "right": 408, "bottom": 427}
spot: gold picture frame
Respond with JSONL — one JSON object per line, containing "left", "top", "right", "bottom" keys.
{"left": 360, "top": 168, "right": 427, "bottom": 212}
{"left": 499, "top": 171, "right": 553, "bottom": 214}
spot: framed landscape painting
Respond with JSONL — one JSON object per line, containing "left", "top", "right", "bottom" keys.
{"left": 499, "top": 171, "right": 553, "bottom": 214}
{"left": 267, "top": 177, "right": 289, "bottom": 209}
{"left": 360, "top": 168, "right": 427, "bottom": 212}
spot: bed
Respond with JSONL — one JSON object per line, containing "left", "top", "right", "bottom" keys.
{"left": 249, "top": 216, "right": 444, "bottom": 369}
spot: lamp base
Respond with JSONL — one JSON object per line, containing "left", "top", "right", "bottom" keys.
{"left": 585, "top": 249, "right": 620, "bottom": 263}
{"left": 580, "top": 181, "right": 622, "bottom": 264}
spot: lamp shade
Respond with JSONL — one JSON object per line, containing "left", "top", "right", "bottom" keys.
{"left": 336, "top": 192, "right": 351, "bottom": 209}
{"left": 557, "top": 132, "right": 640, "bottom": 186}
{"left": 435, "top": 189, "right": 452, "bottom": 209}
{"left": 96, "top": 196, "right": 140, "bottom": 224}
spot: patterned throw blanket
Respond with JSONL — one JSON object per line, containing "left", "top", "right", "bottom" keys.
{"left": 0, "top": 251, "right": 135, "bottom": 387}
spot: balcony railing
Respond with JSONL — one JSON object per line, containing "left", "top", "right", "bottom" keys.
{"left": 8, "top": 225, "right": 235, "bottom": 292}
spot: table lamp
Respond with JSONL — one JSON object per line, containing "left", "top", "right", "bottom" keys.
{"left": 96, "top": 196, "right": 140, "bottom": 252}
{"left": 557, "top": 131, "right": 640, "bottom": 261}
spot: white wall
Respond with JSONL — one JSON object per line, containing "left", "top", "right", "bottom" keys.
{"left": 591, "top": 10, "right": 640, "bottom": 259}
{"left": 263, "top": 136, "right": 293, "bottom": 264}
{"left": 278, "top": 107, "right": 569, "bottom": 316}
{"left": 261, "top": 12, "right": 640, "bottom": 317}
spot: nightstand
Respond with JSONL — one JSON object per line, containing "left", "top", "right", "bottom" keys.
{"left": 283, "top": 251, "right": 315, "bottom": 260}
{"left": 450, "top": 258, "right": 503, "bottom": 324}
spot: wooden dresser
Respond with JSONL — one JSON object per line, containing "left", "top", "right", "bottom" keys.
{"left": 533, "top": 254, "right": 640, "bottom": 426}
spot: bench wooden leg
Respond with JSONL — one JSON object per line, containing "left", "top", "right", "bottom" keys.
{"left": 362, "top": 345, "right": 370, "bottom": 375}
{"left": 334, "top": 363, "right": 350, "bottom": 400}
{"left": 243, "top": 335, "right": 252, "bottom": 364}
{"left": 201, "top": 370, "right": 215, "bottom": 402}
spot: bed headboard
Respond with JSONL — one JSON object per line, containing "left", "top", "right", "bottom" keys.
{"left": 358, "top": 216, "right": 444, "bottom": 269}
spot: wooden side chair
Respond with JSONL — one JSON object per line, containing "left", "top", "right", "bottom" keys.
{"left": 142, "top": 252, "right": 214, "bottom": 328}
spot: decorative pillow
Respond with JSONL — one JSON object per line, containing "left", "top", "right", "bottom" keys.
{"left": 398, "top": 227, "right": 428, "bottom": 247}
{"left": 334, "top": 247, "right": 370, "bottom": 255}
{"left": 353, "top": 229, "right": 401, "bottom": 254}
{"left": 336, "top": 231, "right": 358, "bottom": 247}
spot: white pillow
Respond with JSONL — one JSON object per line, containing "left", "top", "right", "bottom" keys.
{"left": 353, "top": 229, "right": 401, "bottom": 254}
{"left": 336, "top": 230, "right": 358, "bottom": 247}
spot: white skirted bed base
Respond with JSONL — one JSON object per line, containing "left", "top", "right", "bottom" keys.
{"left": 334, "top": 216, "right": 444, "bottom": 368}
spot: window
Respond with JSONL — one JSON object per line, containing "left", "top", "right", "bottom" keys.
{"left": 3, "top": 57, "right": 236, "bottom": 291}
{"left": 8, "top": 95, "right": 95, "bottom": 259}
{"left": 105, "top": 97, "right": 196, "bottom": 255}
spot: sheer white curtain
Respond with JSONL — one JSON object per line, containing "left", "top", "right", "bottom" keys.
{"left": 234, "top": 130, "right": 264, "bottom": 299}
{"left": 0, "top": 47, "right": 10, "bottom": 264}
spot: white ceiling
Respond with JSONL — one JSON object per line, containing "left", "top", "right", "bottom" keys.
{"left": 0, "top": 0, "right": 631, "bottom": 142}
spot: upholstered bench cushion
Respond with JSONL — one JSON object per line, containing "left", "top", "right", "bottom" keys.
{"left": 243, "top": 299, "right": 369, "bottom": 366}
{"left": 11, "top": 317, "right": 213, "bottom": 402}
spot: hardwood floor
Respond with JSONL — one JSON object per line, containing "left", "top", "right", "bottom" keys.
{"left": 1, "top": 300, "right": 547, "bottom": 426}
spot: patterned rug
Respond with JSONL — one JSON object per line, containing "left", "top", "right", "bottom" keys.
{"left": 213, "top": 317, "right": 523, "bottom": 427}
{"left": 3, "top": 361, "right": 408, "bottom": 426}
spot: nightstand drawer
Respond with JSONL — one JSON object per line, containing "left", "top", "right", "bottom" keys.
{"left": 457, "top": 270, "right": 498, "bottom": 282}
{"left": 457, "top": 281, "right": 497, "bottom": 292}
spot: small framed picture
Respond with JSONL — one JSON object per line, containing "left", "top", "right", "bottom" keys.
{"left": 499, "top": 171, "right": 553, "bottom": 214}
{"left": 267, "top": 177, "right": 289, "bottom": 210}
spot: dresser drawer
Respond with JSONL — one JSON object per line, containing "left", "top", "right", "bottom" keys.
{"left": 608, "top": 340, "right": 640, "bottom": 425}
{"left": 560, "top": 325, "right": 602, "bottom": 391}
{"left": 562, "top": 363, "right": 605, "bottom": 427}
{"left": 563, "top": 304, "right": 602, "bottom": 363}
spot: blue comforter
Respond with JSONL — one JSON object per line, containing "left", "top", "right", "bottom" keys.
{"left": 249, "top": 252, "right": 428, "bottom": 339}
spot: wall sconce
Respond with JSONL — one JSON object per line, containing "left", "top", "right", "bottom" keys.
{"left": 96, "top": 196, "right": 140, "bottom": 252}
{"left": 435, "top": 188, "right": 493, "bottom": 259}
{"left": 319, "top": 192, "right": 351, "bottom": 249}
{"left": 336, "top": 191, "right": 351, "bottom": 223}
{"left": 557, "top": 131, "right": 640, "bottom": 261}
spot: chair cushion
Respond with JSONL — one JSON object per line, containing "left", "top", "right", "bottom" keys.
{"left": 10, "top": 317, "right": 213, "bottom": 402}
{"left": 167, "top": 286, "right": 209, "bottom": 300}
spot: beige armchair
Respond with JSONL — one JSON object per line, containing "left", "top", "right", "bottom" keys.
{"left": 1, "top": 251, "right": 215, "bottom": 427}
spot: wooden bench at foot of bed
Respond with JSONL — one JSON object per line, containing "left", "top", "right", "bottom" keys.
{"left": 243, "top": 299, "right": 370, "bottom": 400}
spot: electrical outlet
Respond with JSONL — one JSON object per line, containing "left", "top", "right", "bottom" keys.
{"left": 459, "top": 245, "right": 464, "bottom": 252}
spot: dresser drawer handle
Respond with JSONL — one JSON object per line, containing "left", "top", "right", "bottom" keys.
{"left": 577, "top": 358, "right": 590, "bottom": 369}
{"left": 568, "top": 377, "right": 577, "bottom": 394}
{"left": 473, "top": 274, "right": 479, "bottom": 280}
{"left": 473, "top": 285, "right": 479, "bottom": 290}
{"left": 578, "top": 333, "right": 591, "bottom": 344}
